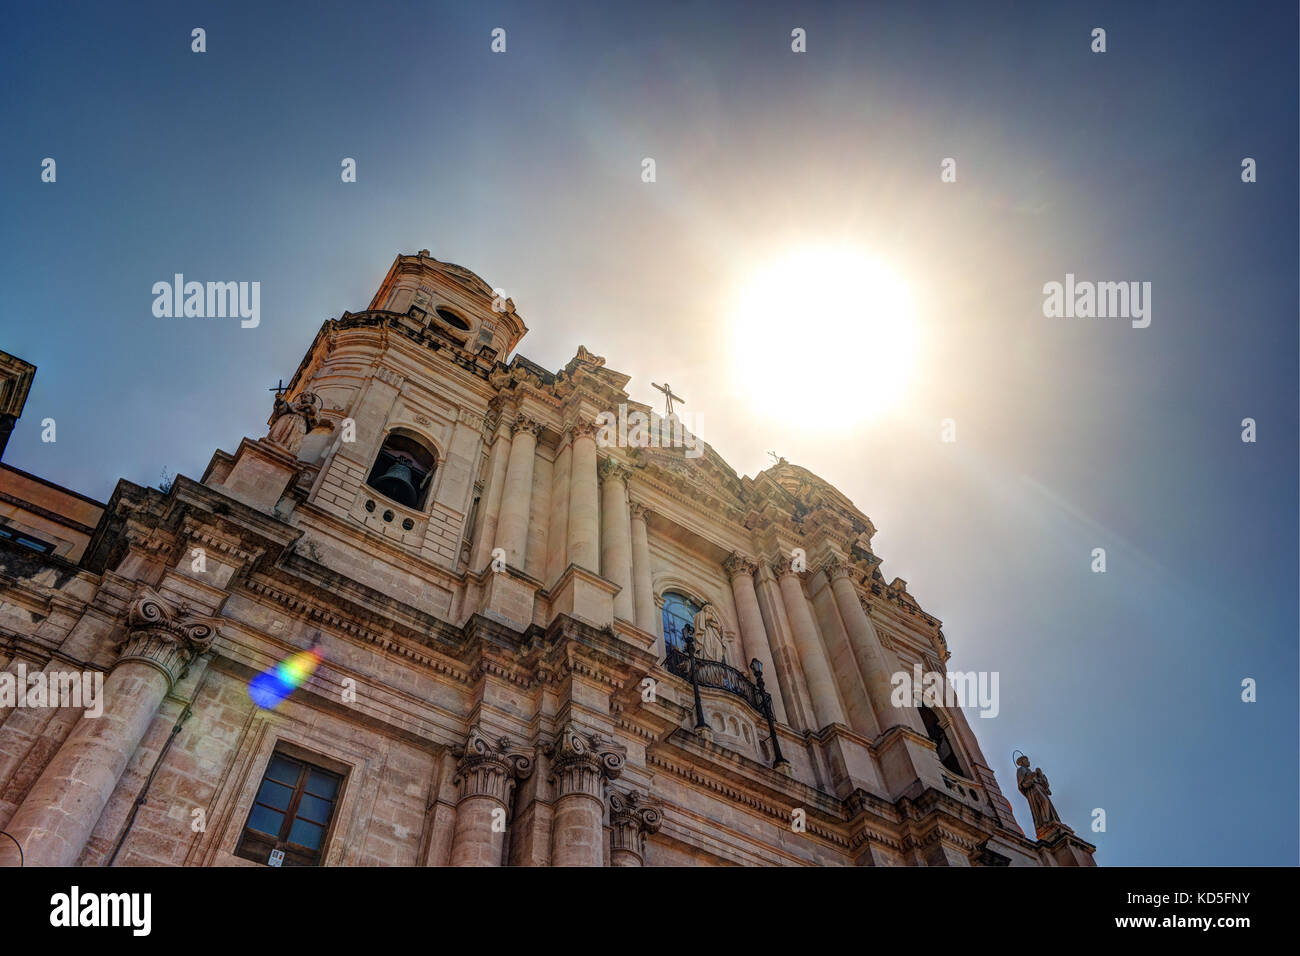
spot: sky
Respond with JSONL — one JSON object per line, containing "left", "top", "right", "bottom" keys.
{"left": 1, "top": 1, "right": 1296, "bottom": 865}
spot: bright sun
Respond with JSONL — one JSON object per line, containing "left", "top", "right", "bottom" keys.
{"left": 729, "top": 245, "right": 919, "bottom": 430}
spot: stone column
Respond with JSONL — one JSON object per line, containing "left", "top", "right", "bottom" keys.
{"left": 754, "top": 564, "right": 816, "bottom": 732}
{"left": 448, "top": 725, "right": 533, "bottom": 867}
{"left": 548, "top": 723, "right": 625, "bottom": 866}
{"left": 599, "top": 460, "right": 634, "bottom": 622}
{"left": 773, "top": 558, "right": 846, "bottom": 730}
{"left": 823, "top": 557, "right": 924, "bottom": 736}
{"left": 566, "top": 422, "right": 600, "bottom": 572}
{"left": 493, "top": 417, "right": 540, "bottom": 568}
{"left": 629, "top": 503, "right": 657, "bottom": 634}
{"left": 724, "top": 553, "right": 787, "bottom": 724}
{"left": 545, "top": 434, "right": 572, "bottom": 586}
{"left": 1, "top": 588, "right": 218, "bottom": 867}
{"left": 469, "top": 418, "right": 511, "bottom": 571}
{"left": 608, "top": 789, "right": 663, "bottom": 866}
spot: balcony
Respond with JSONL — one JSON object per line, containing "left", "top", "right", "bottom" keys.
{"left": 664, "top": 645, "right": 768, "bottom": 715}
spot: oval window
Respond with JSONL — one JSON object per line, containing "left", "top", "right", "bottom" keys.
{"left": 435, "top": 308, "right": 470, "bottom": 331}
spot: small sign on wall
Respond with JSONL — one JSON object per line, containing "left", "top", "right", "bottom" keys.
{"left": 268, "top": 849, "right": 284, "bottom": 867}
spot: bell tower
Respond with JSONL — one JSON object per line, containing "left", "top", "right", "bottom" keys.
{"left": 202, "top": 250, "right": 527, "bottom": 621}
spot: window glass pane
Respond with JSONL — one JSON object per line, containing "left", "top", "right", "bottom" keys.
{"left": 256, "top": 779, "right": 294, "bottom": 811}
{"left": 288, "top": 818, "right": 324, "bottom": 850}
{"left": 305, "top": 770, "right": 339, "bottom": 800}
{"left": 296, "top": 793, "right": 332, "bottom": 824}
{"left": 247, "top": 805, "right": 285, "bottom": 837}
{"left": 266, "top": 755, "right": 300, "bottom": 786}
{"left": 661, "top": 592, "right": 699, "bottom": 650}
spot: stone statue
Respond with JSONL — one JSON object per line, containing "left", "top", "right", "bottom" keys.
{"left": 691, "top": 604, "right": 727, "bottom": 663}
{"left": 1016, "top": 754, "right": 1063, "bottom": 837}
{"left": 267, "top": 391, "right": 321, "bottom": 456}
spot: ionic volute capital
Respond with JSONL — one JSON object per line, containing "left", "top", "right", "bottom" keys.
{"left": 548, "top": 722, "right": 625, "bottom": 798}
{"left": 117, "top": 586, "right": 221, "bottom": 688}
{"left": 608, "top": 788, "right": 663, "bottom": 858}
{"left": 452, "top": 724, "right": 535, "bottom": 804}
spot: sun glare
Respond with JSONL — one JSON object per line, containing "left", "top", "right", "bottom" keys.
{"left": 729, "top": 245, "right": 919, "bottom": 430}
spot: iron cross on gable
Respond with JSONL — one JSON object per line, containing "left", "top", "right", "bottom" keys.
{"left": 651, "top": 381, "right": 685, "bottom": 416}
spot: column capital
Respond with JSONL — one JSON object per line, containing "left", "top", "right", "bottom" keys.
{"left": 723, "top": 551, "right": 759, "bottom": 579}
{"left": 599, "top": 457, "right": 631, "bottom": 484}
{"left": 770, "top": 555, "right": 797, "bottom": 579}
{"left": 571, "top": 419, "right": 600, "bottom": 441}
{"left": 629, "top": 501, "right": 651, "bottom": 521}
{"left": 821, "top": 554, "right": 855, "bottom": 583}
{"left": 608, "top": 788, "right": 663, "bottom": 859}
{"left": 117, "top": 586, "right": 220, "bottom": 688}
{"left": 452, "top": 724, "right": 534, "bottom": 803}
{"left": 510, "top": 416, "right": 542, "bottom": 437}
{"left": 548, "top": 722, "right": 625, "bottom": 798}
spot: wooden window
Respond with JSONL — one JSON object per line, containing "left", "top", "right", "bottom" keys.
{"left": 235, "top": 751, "right": 343, "bottom": 867}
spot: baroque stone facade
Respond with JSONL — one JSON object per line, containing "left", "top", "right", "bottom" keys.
{"left": 0, "top": 250, "right": 1096, "bottom": 866}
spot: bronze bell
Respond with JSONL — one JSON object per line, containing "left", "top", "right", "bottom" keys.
{"left": 373, "top": 461, "right": 418, "bottom": 508}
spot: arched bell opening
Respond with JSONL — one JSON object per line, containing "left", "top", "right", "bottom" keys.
{"left": 365, "top": 430, "right": 438, "bottom": 511}
{"left": 919, "top": 704, "right": 968, "bottom": 778}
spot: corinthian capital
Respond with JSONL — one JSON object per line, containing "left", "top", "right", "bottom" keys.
{"left": 629, "top": 501, "right": 651, "bottom": 521}
{"left": 117, "top": 586, "right": 221, "bottom": 688}
{"left": 770, "top": 555, "right": 795, "bottom": 578}
{"left": 452, "top": 724, "right": 535, "bottom": 804}
{"left": 599, "top": 457, "right": 630, "bottom": 484}
{"left": 723, "top": 551, "right": 758, "bottom": 579}
{"left": 548, "top": 723, "right": 625, "bottom": 798}
{"left": 821, "top": 555, "right": 855, "bottom": 582}
{"left": 571, "top": 419, "right": 600, "bottom": 441}
{"left": 511, "top": 417, "right": 542, "bottom": 437}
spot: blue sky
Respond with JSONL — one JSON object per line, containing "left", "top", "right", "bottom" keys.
{"left": 1, "top": 1, "right": 1296, "bottom": 864}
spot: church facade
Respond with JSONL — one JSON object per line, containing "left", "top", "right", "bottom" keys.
{"left": 0, "top": 251, "right": 1096, "bottom": 866}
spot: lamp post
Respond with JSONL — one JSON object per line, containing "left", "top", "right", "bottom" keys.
{"left": 751, "top": 658, "right": 789, "bottom": 771}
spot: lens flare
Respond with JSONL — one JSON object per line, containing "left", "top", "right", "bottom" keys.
{"left": 249, "top": 643, "right": 322, "bottom": 710}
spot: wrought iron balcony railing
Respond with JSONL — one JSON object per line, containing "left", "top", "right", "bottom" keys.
{"left": 664, "top": 645, "right": 766, "bottom": 714}
{"left": 663, "top": 623, "right": 789, "bottom": 771}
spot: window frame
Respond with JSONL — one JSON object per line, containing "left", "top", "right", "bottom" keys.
{"left": 661, "top": 591, "right": 702, "bottom": 652}
{"left": 235, "top": 750, "right": 345, "bottom": 867}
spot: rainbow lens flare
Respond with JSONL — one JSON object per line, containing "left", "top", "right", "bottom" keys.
{"left": 249, "top": 644, "right": 322, "bottom": 709}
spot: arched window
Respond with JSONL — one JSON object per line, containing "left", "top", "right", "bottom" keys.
{"left": 919, "top": 705, "right": 965, "bottom": 777}
{"left": 365, "top": 431, "right": 437, "bottom": 511}
{"left": 661, "top": 591, "right": 701, "bottom": 652}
